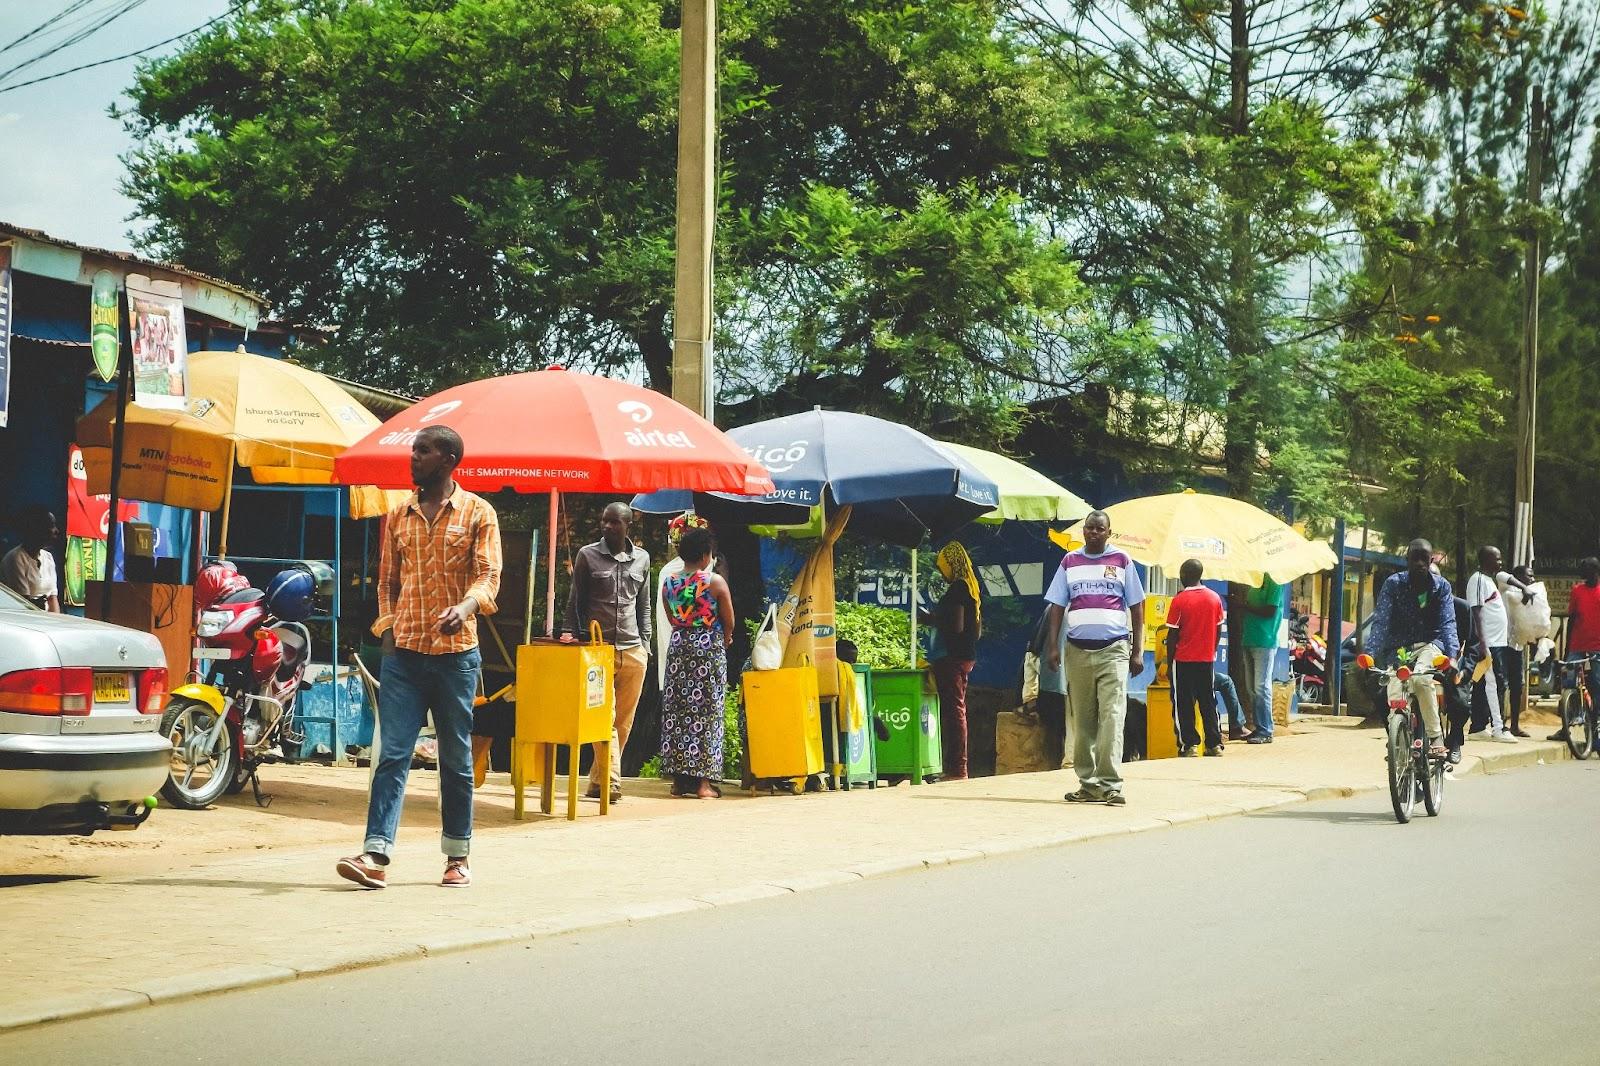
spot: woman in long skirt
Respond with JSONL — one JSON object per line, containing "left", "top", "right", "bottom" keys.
{"left": 659, "top": 527, "right": 735, "bottom": 799}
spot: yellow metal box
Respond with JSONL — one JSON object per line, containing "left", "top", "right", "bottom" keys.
{"left": 743, "top": 667, "right": 824, "bottom": 779}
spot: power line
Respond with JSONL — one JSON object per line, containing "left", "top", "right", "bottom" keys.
{"left": 0, "top": 1, "right": 249, "bottom": 96}
{"left": 0, "top": 0, "right": 152, "bottom": 87}
{"left": 0, "top": 0, "right": 102, "bottom": 59}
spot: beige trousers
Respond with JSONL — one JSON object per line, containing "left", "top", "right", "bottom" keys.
{"left": 591, "top": 644, "right": 650, "bottom": 790}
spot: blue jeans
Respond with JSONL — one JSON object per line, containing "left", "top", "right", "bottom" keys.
{"left": 1244, "top": 646, "right": 1275, "bottom": 738}
{"left": 1213, "top": 671, "right": 1245, "bottom": 733}
{"left": 364, "top": 647, "right": 480, "bottom": 860}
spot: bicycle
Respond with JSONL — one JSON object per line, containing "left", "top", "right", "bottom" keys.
{"left": 1356, "top": 652, "right": 1451, "bottom": 824}
{"left": 1557, "top": 655, "right": 1597, "bottom": 761}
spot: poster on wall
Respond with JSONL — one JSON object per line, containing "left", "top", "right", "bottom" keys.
{"left": 89, "top": 269, "right": 119, "bottom": 383}
{"left": 0, "top": 244, "right": 13, "bottom": 429}
{"left": 125, "top": 273, "right": 188, "bottom": 409}
{"left": 64, "top": 444, "right": 137, "bottom": 607}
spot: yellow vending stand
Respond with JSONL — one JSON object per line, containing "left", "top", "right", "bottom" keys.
{"left": 512, "top": 623, "right": 614, "bottom": 821}
{"left": 743, "top": 666, "right": 825, "bottom": 780}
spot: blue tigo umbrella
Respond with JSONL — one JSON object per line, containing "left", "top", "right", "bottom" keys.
{"left": 632, "top": 409, "right": 999, "bottom": 546}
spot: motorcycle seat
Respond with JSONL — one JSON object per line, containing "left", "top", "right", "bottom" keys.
{"left": 217, "top": 588, "right": 265, "bottom": 605}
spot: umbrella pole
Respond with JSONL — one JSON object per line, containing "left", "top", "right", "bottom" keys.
{"left": 217, "top": 440, "right": 238, "bottom": 561}
{"left": 909, "top": 548, "right": 918, "bottom": 666}
{"left": 545, "top": 488, "right": 559, "bottom": 637}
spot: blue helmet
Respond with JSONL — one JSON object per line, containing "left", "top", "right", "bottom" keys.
{"left": 265, "top": 567, "right": 317, "bottom": 622}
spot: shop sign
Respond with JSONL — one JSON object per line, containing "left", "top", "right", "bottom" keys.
{"left": 90, "top": 269, "right": 119, "bottom": 383}
{"left": 125, "top": 273, "right": 188, "bottom": 409}
{"left": 0, "top": 244, "right": 12, "bottom": 429}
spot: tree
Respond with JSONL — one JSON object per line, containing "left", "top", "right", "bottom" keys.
{"left": 1009, "top": 0, "right": 1494, "bottom": 509}
{"left": 121, "top": 0, "right": 1147, "bottom": 442}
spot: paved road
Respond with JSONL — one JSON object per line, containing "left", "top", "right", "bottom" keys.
{"left": 7, "top": 761, "right": 1599, "bottom": 1064}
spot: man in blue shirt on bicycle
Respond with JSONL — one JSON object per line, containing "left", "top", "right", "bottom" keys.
{"left": 1367, "top": 540, "right": 1460, "bottom": 757}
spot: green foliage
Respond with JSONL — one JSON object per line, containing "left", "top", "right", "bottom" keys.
{"left": 833, "top": 600, "right": 912, "bottom": 670}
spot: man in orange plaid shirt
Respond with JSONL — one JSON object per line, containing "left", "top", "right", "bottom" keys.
{"left": 338, "top": 425, "right": 501, "bottom": 890}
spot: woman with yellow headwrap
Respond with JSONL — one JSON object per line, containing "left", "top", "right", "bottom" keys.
{"left": 918, "top": 541, "right": 983, "bottom": 779}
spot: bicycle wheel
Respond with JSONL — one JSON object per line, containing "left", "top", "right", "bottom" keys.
{"left": 1561, "top": 691, "right": 1592, "bottom": 761}
{"left": 1386, "top": 712, "right": 1414, "bottom": 824}
{"left": 1420, "top": 715, "right": 1445, "bottom": 817}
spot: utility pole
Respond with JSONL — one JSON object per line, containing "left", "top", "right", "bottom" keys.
{"left": 671, "top": 0, "right": 717, "bottom": 420}
{"left": 1512, "top": 84, "right": 1543, "bottom": 567}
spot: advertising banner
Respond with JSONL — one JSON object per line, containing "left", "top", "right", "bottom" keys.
{"left": 67, "top": 444, "right": 136, "bottom": 539}
{"left": 125, "top": 274, "right": 188, "bottom": 409}
{"left": 90, "top": 269, "right": 119, "bottom": 383}
{"left": 777, "top": 507, "right": 851, "bottom": 698}
{"left": 0, "top": 244, "right": 12, "bottom": 429}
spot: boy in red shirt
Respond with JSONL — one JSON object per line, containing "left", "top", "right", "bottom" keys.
{"left": 1554, "top": 556, "right": 1600, "bottom": 742}
{"left": 1165, "top": 558, "right": 1225, "bottom": 757}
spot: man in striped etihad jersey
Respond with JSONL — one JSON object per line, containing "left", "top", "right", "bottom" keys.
{"left": 1043, "top": 510, "right": 1145, "bottom": 807}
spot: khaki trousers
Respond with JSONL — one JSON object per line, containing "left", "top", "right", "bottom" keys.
{"left": 591, "top": 644, "right": 650, "bottom": 790}
{"left": 1064, "top": 639, "right": 1131, "bottom": 796}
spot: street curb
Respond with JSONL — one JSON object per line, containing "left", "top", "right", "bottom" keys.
{"left": 0, "top": 738, "right": 1576, "bottom": 1034}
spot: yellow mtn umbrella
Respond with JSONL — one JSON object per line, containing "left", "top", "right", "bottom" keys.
{"left": 1049, "top": 489, "right": 1337, "bottom": 586}
{"left": 936, "top": 441, "right": 1092, "bottom": 523}
{"left": 78, "top": 350, "right": 404, "bottom": 547}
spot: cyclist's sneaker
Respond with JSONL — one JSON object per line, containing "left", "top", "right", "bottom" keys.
{"left": 1447, "top": 748, "right": 1463, "bottom": 766}
{"left": 1491, "top": 730, "right": 1519, "bottom": 743}
{"left": 1102, "top": 792, "right": 1126, "bottom": 806}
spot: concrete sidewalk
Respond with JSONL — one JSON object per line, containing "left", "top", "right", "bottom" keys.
{"left": 0, "top": 720, "right": 1575, "bottom": 1031}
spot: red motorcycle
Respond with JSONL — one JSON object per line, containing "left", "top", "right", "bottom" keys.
{"left": 160, "top": 560, "right": 333, "bottom": 809}
{"left": 1289, "top": 613, "right": 1328, "bottom": 704}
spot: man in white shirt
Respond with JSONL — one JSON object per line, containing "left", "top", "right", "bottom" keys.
{"left": 1464, "top": 545, "right": 1531, "bottom": 742}
{"left": 1, "top": 509, "right": 61, "bottom": 613}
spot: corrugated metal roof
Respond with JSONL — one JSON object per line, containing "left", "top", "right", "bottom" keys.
{"left": 0, "top": 220, "right": 267, "bottom": 307}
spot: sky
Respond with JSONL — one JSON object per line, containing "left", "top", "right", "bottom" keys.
{"left": 0, "top": 1, "right": 230, "bottom": 253}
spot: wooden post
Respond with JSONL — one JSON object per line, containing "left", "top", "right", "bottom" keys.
{"left": 100, "top": 290, "right": 134, "bottom": 620}
{"left": 1512, "top": 85, "right": 1543, "bottom": 567}
{"left": 671, "top": 0, "right": 717, "bottom": 420}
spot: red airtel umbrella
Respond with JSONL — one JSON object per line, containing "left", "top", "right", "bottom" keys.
{"left": 334, "top": 366, "right": 772, "bottom": 634}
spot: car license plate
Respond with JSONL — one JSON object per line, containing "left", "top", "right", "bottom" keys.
{"left": 93, "top": 673, "right": 131, "bottom": 704}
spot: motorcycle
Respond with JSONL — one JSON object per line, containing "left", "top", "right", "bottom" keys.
{"left": 160, "top": 560, "right": 334, "bottom": 809}
{"left": 1289, "top": 613, "right": 1329, "bottom": 705}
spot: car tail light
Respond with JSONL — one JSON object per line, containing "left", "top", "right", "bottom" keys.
{"left": 138, "top": 667, "right": 168, "bottom": 714}
{"left": 0, "top": 667, "right": 94, "bottom": 715}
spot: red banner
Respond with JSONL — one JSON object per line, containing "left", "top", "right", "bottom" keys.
{"left": 67, "top": 444, "right": 136, "bottom": 540}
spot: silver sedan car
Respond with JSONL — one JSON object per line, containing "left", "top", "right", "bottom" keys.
{"left": 0, "top": 583, "right": 171, "bottom": 834}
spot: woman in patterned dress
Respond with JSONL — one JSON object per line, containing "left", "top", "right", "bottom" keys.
{"left": 659, "top": 527, "right": 735, "bottom": 799}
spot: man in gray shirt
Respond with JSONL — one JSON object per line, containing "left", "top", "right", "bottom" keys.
{"left": 562, "top": 502, "right": 652, "bottom": 803}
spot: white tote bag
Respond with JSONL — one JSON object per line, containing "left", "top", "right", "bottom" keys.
{"left": 750, "top": 603, "right": 783, "bottom": 671}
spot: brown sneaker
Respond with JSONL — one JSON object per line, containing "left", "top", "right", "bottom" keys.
{"left": 441, "top": 858, "right": 471, "bottom": 888}
{"left": 336, "top": 854, "right": 387, "bottom": 890}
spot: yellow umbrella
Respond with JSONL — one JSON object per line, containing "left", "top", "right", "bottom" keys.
{"left": 78, "top": 350, "right": 405, "bottom": 546}
{"left": 1049, "top": 489, "right": 1337, "bottom": 586}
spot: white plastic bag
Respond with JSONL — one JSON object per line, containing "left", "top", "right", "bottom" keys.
{"left": 751, "top": 603, "right": 782, "bottom": 670}
{"left": 1506, "top": 580, "right": 1554, "bottom": 647}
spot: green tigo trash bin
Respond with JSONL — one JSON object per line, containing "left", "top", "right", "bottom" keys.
{"left": 871, "top": 668, "right": 942, "bottom": 784}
